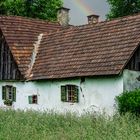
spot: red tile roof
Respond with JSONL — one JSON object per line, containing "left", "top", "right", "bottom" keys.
{"left": 0, "top": 16, "right": 61, "bottom": 77}
{"left": 31, "top": 13, "right": 140, "bottom": 80}
{"left": 1, "top": 14, "right": 140, "bottom": 80}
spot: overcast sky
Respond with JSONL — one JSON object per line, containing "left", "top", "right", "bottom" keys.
{"left": 63, "top": 0, "right": 110, "bottom": 25}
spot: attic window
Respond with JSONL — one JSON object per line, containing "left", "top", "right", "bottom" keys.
{"left": 61, "top": 85, "right": 79, "bottom": 103}
{"left": 2, "top": 85, "right": 16, "bottom": 102}
{"left": 28, "top": 95, "right": 38, "bottom": 104}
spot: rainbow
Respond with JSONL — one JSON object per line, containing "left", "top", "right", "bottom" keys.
{"left": 74, "top": 0, "right": 94, "bottom": 15}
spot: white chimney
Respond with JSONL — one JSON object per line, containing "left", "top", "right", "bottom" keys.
{"left": 57, "top": 7, "right": 70, "bottom": 26}
{"left": 87, "top": 14, "right": 99, "bottom": 24}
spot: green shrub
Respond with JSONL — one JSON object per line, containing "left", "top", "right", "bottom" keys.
{"left": 116, "top": 89, "right": 140, "bottom": 115}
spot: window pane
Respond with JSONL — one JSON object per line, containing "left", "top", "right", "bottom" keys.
{"left": 33, "top": 95, "right": 37, "bottom": 104}
{"left": 61, "top": 86, "right": 67, "bottom": 102}
{"left": 9, "top": 92, "right": 12, "bottom": 100}
{"left": 67, "top": 85, "right": 77, "bottom": 102}
{"left": 28, "top": 96, "right": 32, "bottom": 104}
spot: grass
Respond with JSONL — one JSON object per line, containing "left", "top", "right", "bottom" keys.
{"left": 0, "top": 109, "right": 140, "bottom": 140}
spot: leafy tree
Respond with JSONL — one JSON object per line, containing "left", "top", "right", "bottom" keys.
{"left": 107, "top": 0, "right": 140, "bottom": 19}
{"left": 0, "top": 0, "right": 63, "bottom": 21}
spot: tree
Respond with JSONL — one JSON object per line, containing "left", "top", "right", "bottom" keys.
{"left": 0, "top": 0, "right": 63, "bottom": 21}
{"left": 107, "top": 0, "right": 140, "bottom": 19}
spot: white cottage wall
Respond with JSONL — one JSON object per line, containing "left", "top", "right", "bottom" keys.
{"left": 0, "top": 76, "right": 123, "bottom": 114}
{"left": 123, "top": 69, "right": 140, "bottom": 91}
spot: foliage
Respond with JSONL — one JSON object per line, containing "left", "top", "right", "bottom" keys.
{"left": 107, "top": 0, "right": 140, "bottom": 19}
{"left": 0, "top": 0, "right": 63, "bottom": 21}
{"left": 4, "top": 99, "right": 13, "bottom": 106}
{"left": 0, "top": 110, "right": 139, "bottom": 139}
{"left": 116, "top": 89, "right": 140, "bottom": 115}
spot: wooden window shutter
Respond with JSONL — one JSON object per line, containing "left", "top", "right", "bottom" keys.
{"left": 2, "top": 86, "right": 6, "bottom": 100}
{"left": 12, "top": 87, "right": 16, "bottom": 102}
{"left": 28, "top": 96, "right": 32, "bottom": 104}
{"left": 74, "top": 86, "right": 79, "bottom": 103}
{"left": 61, "top": 86, "right": 67, "bottom": 102}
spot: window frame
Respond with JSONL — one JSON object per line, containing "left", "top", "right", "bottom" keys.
{"left": 2, "top": 85, "right": 16, "bottom": 102}
{"left": 28, "top": 95, "right": 38, "bottom": 104}
{"left": 61, "top": 85, "right": 79, "bottom": 103}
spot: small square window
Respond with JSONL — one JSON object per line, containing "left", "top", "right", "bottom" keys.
{"left": 28, "top": 95, "right": 38, "bottom": 104}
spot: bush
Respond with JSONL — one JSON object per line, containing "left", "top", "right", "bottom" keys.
{"left": 116, "top": 89, "right": 140, "bottom": 115}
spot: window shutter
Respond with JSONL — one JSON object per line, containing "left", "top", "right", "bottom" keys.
{"left": 28, "top": 96, "right": 32, "bottom": 104}
{"left": 2, "top": 86, "right": 6, "bottom": 100}
{"left": 74, "top": 86, "right": 79, "bottom": 103}
{"left": 61, "top": 86, "right": 67, "bottom": 102}
{"left": 12, "top": 87, "right": 16, "bottom": 102}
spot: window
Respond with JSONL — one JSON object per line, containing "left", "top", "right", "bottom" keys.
{"left": 61, "top": 85, "right": 79, "bottom": 103}
{"left": 28, "top": 95, "right": 38, "bottom": 104}
{"left": 2, "top": 85, "right": 16, "bottom": 101}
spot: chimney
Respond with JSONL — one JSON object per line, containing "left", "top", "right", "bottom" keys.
{"left": 57, "top": 7, "right": 70, "bottom": 26}
{"left": 87, "top": 14, "right": 99, "bottom": 24}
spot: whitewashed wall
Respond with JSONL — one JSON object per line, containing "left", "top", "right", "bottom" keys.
{"left": 0, "top": 76, "right": 123, "bottom": 114}
{"left": 123, "top": 69, "right": 140, "bottom": 91}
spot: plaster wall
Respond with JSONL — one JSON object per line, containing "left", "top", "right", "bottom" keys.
{"left": 123, "top": 69, "right": 140, "bottom": 91}
{"left": 0, "top": 76, "right": 123, "bottom": 114}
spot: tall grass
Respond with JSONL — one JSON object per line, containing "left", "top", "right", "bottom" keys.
{"left": 0, "top": 109, "right": 140, "bottom": 140}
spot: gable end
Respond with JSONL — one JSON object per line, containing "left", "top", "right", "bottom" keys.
{"left": 125, "top": 43, "right": 140, "bottom": 71}
{"left": 0, "top": 31, "right": 23, "bottom": 80}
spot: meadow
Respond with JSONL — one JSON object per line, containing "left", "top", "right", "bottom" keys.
{"left": 0, "top": 109, "right": 140, "bottom": 140}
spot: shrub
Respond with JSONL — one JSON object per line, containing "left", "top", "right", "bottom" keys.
{"left": 116, "top": 89, "right": 140, "bottom": 115}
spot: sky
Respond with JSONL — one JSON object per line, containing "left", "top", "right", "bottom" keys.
{"left": 63, "top": 0, "right": 110, "bottom": 25}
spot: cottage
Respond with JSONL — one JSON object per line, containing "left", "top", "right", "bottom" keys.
{"left": 0, "top": 8, "right": 140, "bottom": 114}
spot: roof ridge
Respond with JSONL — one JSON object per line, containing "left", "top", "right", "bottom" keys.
{"left": 42, "top": 12, "right": 140, "bottom": 35}
{"left": 0, "top": 15, "right": 60, "bottom": 25}
{"left": 76, "top": 12, "right": 140, "bottom": 28}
